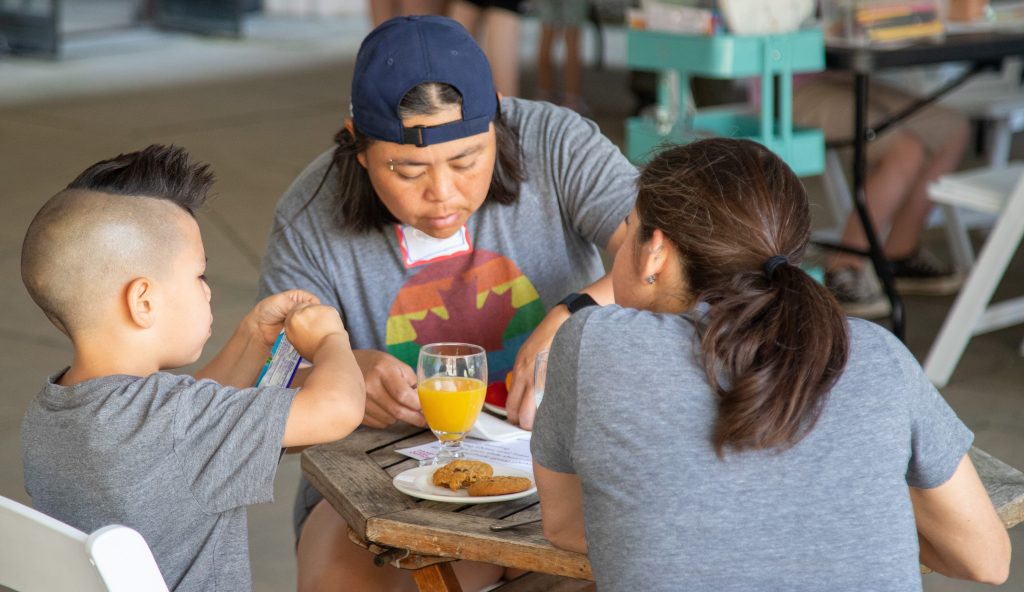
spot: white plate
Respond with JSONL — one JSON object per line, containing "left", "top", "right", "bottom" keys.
{"left": 483, "top": 402, "right": 508, "bottom": 417}
{"left": 392, "top": 464, "right": 536, "bottom": 504}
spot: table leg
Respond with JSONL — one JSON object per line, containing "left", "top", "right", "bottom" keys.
{"left": 413, "top": 563, "right": 463, "bottom": 592}
{"left": 851, "top": 72, "right": 906, "bottom": 339}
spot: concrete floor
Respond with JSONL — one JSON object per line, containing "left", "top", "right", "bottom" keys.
{"left": 1, "top": 14, "right": 1022, "bottom": 592}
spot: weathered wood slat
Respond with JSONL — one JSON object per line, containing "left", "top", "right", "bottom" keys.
{"left": 460, "top": 496, "right": 539, "bottom": 519}
{"left": 365, "top": 508, "right": 594, "bottom": 580}
{"left": 302, "top": 426, "right": 420, "bottom": 534}
{"left": 971, "top": 447, "right": 1024, "bottom": 528}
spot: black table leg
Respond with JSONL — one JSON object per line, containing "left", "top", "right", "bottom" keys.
{"left": 851, "top": 72, "right": 905, "bottom": 339}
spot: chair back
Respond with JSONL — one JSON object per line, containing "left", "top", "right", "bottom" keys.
{"left": 0, "top": 495, "right": 168, "bottom": 592}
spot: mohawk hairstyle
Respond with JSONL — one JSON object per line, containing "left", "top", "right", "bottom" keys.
{"left": 66, "top": 144, "right": 215, "bottom": 215}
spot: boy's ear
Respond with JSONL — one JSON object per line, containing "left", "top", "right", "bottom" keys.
{"left": 125, "top": 277, "right": 157, "bottom": 329}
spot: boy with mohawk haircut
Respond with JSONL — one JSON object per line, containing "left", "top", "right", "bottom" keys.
{"left": 20, "top": 144, "right": 365, "bottom": 592}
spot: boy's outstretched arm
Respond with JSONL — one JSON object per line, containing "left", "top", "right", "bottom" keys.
{"left": 197, "top": 290, "right": 320, "bottom": 387}
{"left": 281, "top": 304, "right": 366, "bottom": 447}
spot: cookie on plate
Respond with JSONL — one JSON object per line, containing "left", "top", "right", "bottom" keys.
{"left": 467, "top": 476, "right": 532, "bottom": 497}
{"left": 432, "top": 460, "right": 494, "bottom": 491}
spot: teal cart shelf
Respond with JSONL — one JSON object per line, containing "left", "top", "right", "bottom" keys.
{"left": 626, "top": 28, "right": 826, "bottom": 176}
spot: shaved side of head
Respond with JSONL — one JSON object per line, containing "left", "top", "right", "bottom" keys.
{"left": 21, "top": 145, "right": 214, "bottom": 336}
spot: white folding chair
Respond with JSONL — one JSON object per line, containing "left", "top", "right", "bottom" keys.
{"left": 924, "top": 163, "right": 1024, "bottom": 387}
{"left": 943, "top": 58, "right": 1024, "bottom": 169}
{"left": 0, "top": 495, "right": 169, "bottom": 592}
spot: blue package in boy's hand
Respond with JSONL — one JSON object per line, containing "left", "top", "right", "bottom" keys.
{"left": 255, "top": 331, "right": 303, "bottom": 388}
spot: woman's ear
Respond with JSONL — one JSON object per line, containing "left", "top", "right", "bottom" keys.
{"left": 640, "top": 229, "right": 669, "bottom": 280}
{"left": 346, "top": 119, "right": 368, "bottom": 169}
{"left": 125, "top": 277, "right": 156, "bottom": 329}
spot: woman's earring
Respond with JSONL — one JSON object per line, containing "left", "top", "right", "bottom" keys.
{"left": 645, "top": 274, "right": 656, "bottom": 285}
{"left": 387, "top": 160, "right": 395, "bottom": 172}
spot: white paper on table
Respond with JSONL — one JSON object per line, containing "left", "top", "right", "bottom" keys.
{"left": 468, "top": 412, "right": 531, "bottom": 442}
{"left": 395, "top": 438, "right": 534, "bottom": 474}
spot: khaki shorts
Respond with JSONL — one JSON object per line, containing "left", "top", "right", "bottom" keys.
{"left": 792, "top": 72, "right": 967, "bottom": 166}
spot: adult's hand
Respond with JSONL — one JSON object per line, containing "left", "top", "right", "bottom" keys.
{"left": 354, "top": 349, "right": 426, "bottom": 429}
{"left": 505, "top": 305, "right": 570, "bottom": 429}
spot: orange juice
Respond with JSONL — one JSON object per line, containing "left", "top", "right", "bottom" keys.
{"left": 418, "top": 376, "right": 486, "bottom": 437}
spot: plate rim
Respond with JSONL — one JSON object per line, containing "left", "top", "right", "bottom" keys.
{"left": 392, "top": 463, "right": 535, "bottom": 504}
{"left": 483, "top": 402, "right": 508, "bottom": 417}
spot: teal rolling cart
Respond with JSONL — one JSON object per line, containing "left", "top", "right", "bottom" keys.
{"left": 626, "top": 28, "right": 826, "bottom": 176}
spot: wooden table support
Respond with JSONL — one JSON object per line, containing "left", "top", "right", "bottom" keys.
{"left": 413, "top": 563, "right": 463, "bottom": 592}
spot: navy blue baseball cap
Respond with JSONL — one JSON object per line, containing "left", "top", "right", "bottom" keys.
{"left": 350, "top": 15, "right": 499, "bottom": 147}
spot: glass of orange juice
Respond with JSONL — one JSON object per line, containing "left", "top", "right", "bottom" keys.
{"left": 417, "top": 343, "right": 488, "bottom": 465}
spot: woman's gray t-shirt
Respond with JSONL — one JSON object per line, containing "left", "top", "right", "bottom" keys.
{"left": 532, "top": 307, "right": 973, "bottom": 592}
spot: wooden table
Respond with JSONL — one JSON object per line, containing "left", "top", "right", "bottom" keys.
{"left": 303, "top": 424, "right": 592, "bottom": 592}
{"left": 303, "top": 426, "right": 1024, "bottom": 592}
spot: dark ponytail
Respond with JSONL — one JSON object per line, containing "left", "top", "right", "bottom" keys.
{"left": 636, "top": 138, "right": 849, "bottom": 457}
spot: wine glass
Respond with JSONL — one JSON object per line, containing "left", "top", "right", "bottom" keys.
{"left": 534, "top": 350, "right": 549, "bottom": 408}
{"left": 417, "top": 343, "right": 488, "bottom": 465}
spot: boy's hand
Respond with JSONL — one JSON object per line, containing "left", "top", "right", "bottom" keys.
{"left": 285, "top": 303, "right": 348, "bottom": 360}
{"left": 251, "top": 290, "right": 321, "bottom": 347}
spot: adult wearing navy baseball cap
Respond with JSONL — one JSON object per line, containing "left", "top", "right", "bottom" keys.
{"left": 260, "top": 16, "right": 637, "bottom": 589}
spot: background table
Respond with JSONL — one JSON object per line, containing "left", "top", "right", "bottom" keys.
{"left": 304, "top": 425, "right": 1024, "bottom": 592}
{"left": 823, "top": 31, "right": 1024, "bottom": 339}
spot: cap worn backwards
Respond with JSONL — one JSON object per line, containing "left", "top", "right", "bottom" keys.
{"left": 351, "top": 15, "right": 499, "bottom": 147}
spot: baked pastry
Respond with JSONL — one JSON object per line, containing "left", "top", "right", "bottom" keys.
{"left": 467, "top": 476, "right": 532, "bottom": 497}
{"left": 432, "top": 460, "right": 494, "bottom": 491}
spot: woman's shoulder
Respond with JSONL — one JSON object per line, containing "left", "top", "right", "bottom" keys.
{"left": 501, "top": 96, "right": 595, "bottom": 139}
{"left": 563, "top": 305, "right": 699, "bottom": 353}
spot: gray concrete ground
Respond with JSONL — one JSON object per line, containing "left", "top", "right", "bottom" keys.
{"left": 0, "top": 14, "right": 1021, "bottom": 592}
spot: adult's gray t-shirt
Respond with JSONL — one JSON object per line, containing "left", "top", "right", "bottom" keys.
{"left": 532, "top": 307, "right": 973, "bottom": 592}
{"left": 259, "top": 97, "right": 637, "bottom": 533}
{"left": 22, "top": 371, "right": 295, "bottom": 592}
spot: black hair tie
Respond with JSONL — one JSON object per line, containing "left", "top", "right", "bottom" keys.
{"left": 764, "top": 255, "right": 789, "bottom": 280}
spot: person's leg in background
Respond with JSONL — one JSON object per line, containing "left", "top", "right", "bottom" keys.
{"left": 480, "top": 5, "right": 521, "bottom": 96}
{"left": 449, "top": 0, "right": 481, "bottom": 35}
{"left": 532, "top": 0, "right": 557, "bottom": 101}
{"left": 558, "top": 0, "right": 591, "bottom": 114}
{"left": 880, "top": 101, "right": 970, "bottom": 295}
{"left": 370, "top": 0, "right": 448, "bottom": 26}
{"left": 450, "top": 0, "right": 521, "bottom": 97}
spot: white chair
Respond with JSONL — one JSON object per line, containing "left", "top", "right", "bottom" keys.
{"left": 943, "top": 58, "right": 1024, "bottom": 169}
{"left": 0, "top": 495, "right": 168, "bottom": 592}
{"left": 924, "top": 163, "right": 1024, "bottom": 387}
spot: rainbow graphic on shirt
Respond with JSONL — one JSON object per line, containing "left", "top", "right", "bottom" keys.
{"left": 385, "top": 249, "right": 545, "bottom": 406}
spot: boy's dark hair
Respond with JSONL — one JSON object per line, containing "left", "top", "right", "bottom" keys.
{"left": 66, "top": 144, "right": 215, "bottom": 214}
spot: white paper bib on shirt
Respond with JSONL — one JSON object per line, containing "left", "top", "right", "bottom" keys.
{"left": 395, "top": 224, "right": 473, "bottom": 268}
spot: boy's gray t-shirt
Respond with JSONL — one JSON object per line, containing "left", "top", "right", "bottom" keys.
{"left": 532, "top": 308, "right": 973, "bottom": 592}
{"left": 21, "top": 371, "right": 295, "bottom": 592}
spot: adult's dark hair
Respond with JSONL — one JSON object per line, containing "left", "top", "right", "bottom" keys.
{"left": 328, "top": 82, "right": 524, "bottom": 232}
{"left": 636, "top": 138, "right": 850, "bottom": 457}
{"left": 66, "top": 144, "right": 214, "bottom": 215}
